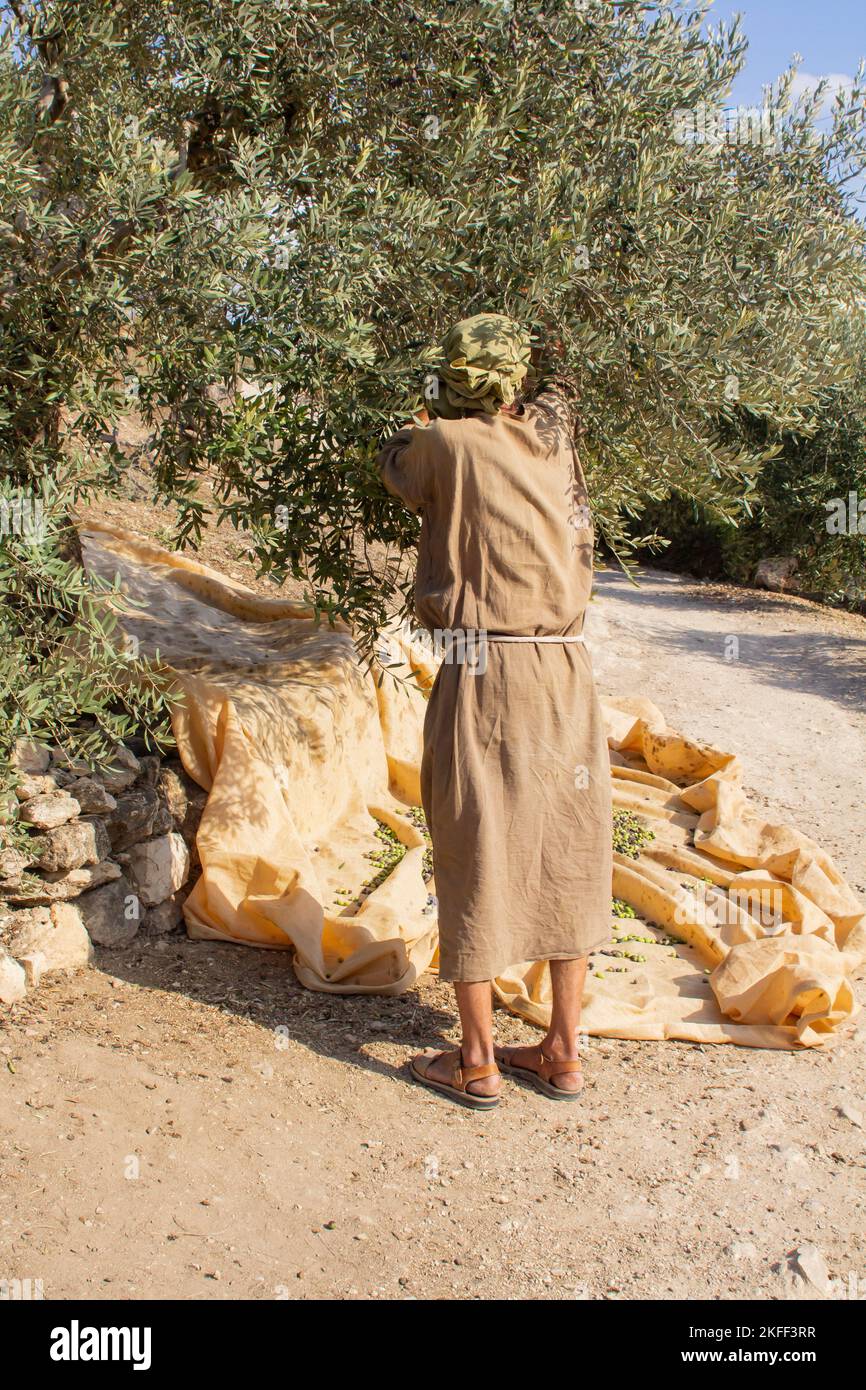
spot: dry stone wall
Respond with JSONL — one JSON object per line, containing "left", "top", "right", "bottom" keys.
{"left": 0, "top": 739, "right": 206, "bottom": 1003}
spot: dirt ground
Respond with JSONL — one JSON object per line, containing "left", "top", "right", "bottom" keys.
{"left": 2, "top": 566, "right": 865, "bottom": 1302}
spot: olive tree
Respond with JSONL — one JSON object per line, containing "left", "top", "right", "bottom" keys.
{"left": 1, "top": 0, "right": 864, "bottom": 787}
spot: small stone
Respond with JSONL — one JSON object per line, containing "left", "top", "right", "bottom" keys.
{"left": 64, "top": 777, "right": 117, "bottom": 815}
{"left": 18, "top": 794, "right": 80, "bottom": 830}
{"left": 7, "top": 901, "right": 93, "bottom": 975}
{"left": 12, "top": 740, "right": 50, "bottom": 775}
{"left": 18, "top": 951, "right": 46, "bottom": 987}
{"left": 726, "top": 1240, "right": 758, "bottom": 1261}
{"left": 0, "top": 948, "right": 27, "bottom": 1003}
{"left": 127, "top": 833, "right": 189, "bottom": 906}
{"left": 769, "top": 1143, "right": 808, "bottom": 1170}
{"left": 789, "top": 1244, "right": 830, "bottom": 1295}
{"left": 77, "top": 876, "right": 140, "bottom": 947}
{"left": 837, "top": 1103, "right": 863, "bottom": 1128}
{"left": 34, "top": 817, "right": 110, "bottom": 874}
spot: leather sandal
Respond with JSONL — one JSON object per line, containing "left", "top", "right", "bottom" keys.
{"left": 409, "top": 1048, "right": 501, "bottom": 1110}
{"left": 495, "top": 1044, "right": 584, "bottom": 1101}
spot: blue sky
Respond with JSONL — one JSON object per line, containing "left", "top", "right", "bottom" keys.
{"left": 706, "top": 0, "right": 865, "bottom": 106}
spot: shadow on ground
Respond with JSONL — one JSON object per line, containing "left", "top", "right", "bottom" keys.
{"left": 99, "top": 935, "right": 459, "bottom": 1089}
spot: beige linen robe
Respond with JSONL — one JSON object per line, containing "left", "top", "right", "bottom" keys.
{"left": 379, "top": 391, "right": 612, "bottom": 981}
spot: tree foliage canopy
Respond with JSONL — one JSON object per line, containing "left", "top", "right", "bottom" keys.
{"left": 1, "top": 0, "right": 865, "bottom": 775}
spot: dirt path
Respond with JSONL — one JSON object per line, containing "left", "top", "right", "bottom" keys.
{"left": 2, "top": 569, "right": 865, "bottom": 1302}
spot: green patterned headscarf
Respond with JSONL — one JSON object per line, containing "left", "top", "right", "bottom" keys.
{"left": 429, "top": 312, "right": 533, "bottom": 419}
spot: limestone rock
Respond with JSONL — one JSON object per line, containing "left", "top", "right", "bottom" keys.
{"left": 64, "top": 777, "right": 117, "bottom": 815}
{"left": 754, "top": 556, "right": 798, "bottom": 593}
{"left": 47, "top": 859, "right": 122, "bottom": 894}
{"left": 10, "top": 906, "right": 55, "bottom": 936}
{"left": 14, "top": 773, "right": 60, "bottom": 801}
{"left": 7, "top": 901, "right": 93, "bottom": 974}
{"left": 107, "top": 786, "right": 161, "bottom": 852}
{"left": 0, "top": 947, "right": 27, "bottom": 1003}
{"left": 157, "top": 766, "right": 188, "bottom": 827}
{"left": 49, "top": 749, "right": 92, "bottom": 776}
{"left": 11, "top": 739, "right": 50, "bottom": 775}
{"left": 77, "top": 875, "right": 140, "bottom": 947}
{"left": 18, "top": 793, "right": 81, "bottom": 830}
{"left": 97, "top": 745, "right": 141, "bottom": 793}
{"left": 0, "top": 845, "right": 35, "bottom": 880}
{"left": 34, "top": 817, "right": 110, "bottom": 874}
{"left": 151, "top": 800, "right": 174, "bottom": 838}
{"left": 127, "top": 832, "right": 189, "bottom": 906}
{"left": 162, "top": 762, "right": 207, "bottom": 864}
{"left": 137, "top": 755, "right": 161, "bottom": 788}
{"left": 0, "top": 858, "right": 122, "bottom": 906}
{"left": 144, "top": 891, "right": 187, "bottom": 935}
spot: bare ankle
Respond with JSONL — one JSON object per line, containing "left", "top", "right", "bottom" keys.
{"left": 460, "top": 1041, "right": 495, "bottom": 1067}
{"left": 543, "top": 1030, "right": 581, "bottom": 1058}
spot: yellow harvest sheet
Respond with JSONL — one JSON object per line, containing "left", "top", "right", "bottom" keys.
{"left": 82, "top": 523, "right": 865, "bottom": 1050}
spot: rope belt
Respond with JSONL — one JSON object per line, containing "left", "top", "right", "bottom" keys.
{"left": 483, "top": 634, "right": 585, "bottom": 644}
